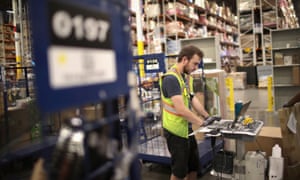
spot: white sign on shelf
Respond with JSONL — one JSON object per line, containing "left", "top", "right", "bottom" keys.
{"left": 48, "top": 46, "right": 116, "bottom": 89}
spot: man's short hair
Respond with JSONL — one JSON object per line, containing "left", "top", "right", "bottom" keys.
{"left": 177, "top": 45, "right": 204, "bottom": 62}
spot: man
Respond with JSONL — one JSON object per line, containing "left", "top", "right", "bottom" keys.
{"left": 160, "top": 45, "right": 217, "bottom": 180}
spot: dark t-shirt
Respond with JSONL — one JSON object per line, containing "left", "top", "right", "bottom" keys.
{"left": 161, "top": 75, "right": 181, "bottom": 98}
{"left": 162, "top": 75, "right": 203, "bottom": 98}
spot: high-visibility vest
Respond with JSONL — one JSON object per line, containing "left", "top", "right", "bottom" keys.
{"left": 159, "top": 65, "right": 193, "bottom": 138}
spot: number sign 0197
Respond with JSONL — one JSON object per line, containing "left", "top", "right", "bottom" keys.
{"left": 52, "top": 10, "right": 109, "bottom": 42}
{"left": 49, "top": 0, "right": 112, "bottom": 49}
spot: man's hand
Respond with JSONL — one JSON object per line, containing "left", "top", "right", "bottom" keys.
{"left": 203, "top": 116, "right": 221, "bottom": 126}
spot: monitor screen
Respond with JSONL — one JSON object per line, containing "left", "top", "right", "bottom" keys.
{"left": 231, "top": 100, "right": 252, "bottom": 128}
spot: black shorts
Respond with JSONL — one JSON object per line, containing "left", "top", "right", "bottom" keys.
{"left": 164, "top": 129, "right": 199, "bottom": 179}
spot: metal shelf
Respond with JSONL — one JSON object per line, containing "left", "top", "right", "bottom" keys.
{"left": 271, "top": 28, "right": 300, "bottom": 109}
{"left": 273, "top": 64, "right": 300, "bottom": 68}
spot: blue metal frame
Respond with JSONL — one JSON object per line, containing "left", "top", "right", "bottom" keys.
{"left": 133, "top": 53, "right": 170, "bottom": 164}
{"left": 132, "top": 53, "right": 166, "bottom": 74}
{"left": 0, "top": 1, "right": 141, "bottom": 179}
{"left": 29, "top": 0, "right": 132, "bottom": 113}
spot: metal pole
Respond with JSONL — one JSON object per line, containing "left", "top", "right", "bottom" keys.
{"left": 12, "top": 0, "right": 22, "bottom": 79}
{"left": 18, "top": 0, "right": 25, "bottom": 66}
{"left": 237, "top": 0, "right": 243, "bottom": 64}
{"left": 135, "top": 0, "right": 145, "bottom": 79}
{"left": 24, "top": 67, "right": 29, "bottom": 97}
{"left": 252, "top": 1, "right": 257, "bottom": 66}
{"left": 260, "top": 0, "right": 266, "bottom": 65}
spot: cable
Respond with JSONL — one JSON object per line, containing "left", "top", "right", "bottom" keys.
{"left": 255, "top": 138, "right": 264, "bottom": 153}
{"left": 287, "top": 161, "right": 300, "bottom": 168}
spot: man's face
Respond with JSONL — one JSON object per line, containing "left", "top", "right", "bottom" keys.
{"left": 183, "top": 54, "right": 201, "bottom": 74}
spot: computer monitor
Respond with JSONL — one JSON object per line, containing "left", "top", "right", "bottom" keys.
{"left": 231, "top": 100, "right": 252, "bottom": 128}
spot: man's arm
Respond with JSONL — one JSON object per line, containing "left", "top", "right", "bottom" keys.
{"left": 283, "top": 91, "right": 300, "bottom": 107}
{"left": 170, "top": 95, "right": 204, "bottom": 126}
{"left": 191, "top": 95, "right": 209, "bottom": 119}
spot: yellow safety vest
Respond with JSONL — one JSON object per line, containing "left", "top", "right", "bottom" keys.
{"left": 159, "top": 65, "right": 194, "bottom": 138}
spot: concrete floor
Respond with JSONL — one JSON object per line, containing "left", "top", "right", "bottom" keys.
{"left": 141, "top": 163, "right": 216, "bottom": 180}
{"left": 140, "top": 87, "right": 279, "bottom": 180}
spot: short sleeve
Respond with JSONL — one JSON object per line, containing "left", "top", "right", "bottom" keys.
{"left": 161, "top": 75, "right": 181, "bottom": 98}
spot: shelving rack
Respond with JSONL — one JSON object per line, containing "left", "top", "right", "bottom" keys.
{"left": 238, "top": 0, "right": 273, "bottom": 66}
{"left": 20, "top": 2, "right": 33, "bottom": 66}
{"left": 0, "top": 0, "right": 33, "bottom": 83}
{"left": 162, "top": 0, "right": 240, "bottom": 70}
{"left": 271, "top": 28, "right": 300, "bottom": 110}
{"left": 132, "top": 53, "right": 167, "bottom": 163}
{"left": 162, "top": 0, "right": 207, "bottom": 55}
{"left": 238, "top": 0, "right": 299, "bottom": 66}
{"left": 0, "top": 18, "right": 16, "bottom": 68}
{"left": 129, "top": 0, "right": 240, "bottom": 70}
{"left": 129, "top": 0, "right": 164, "bottom": 55}
{"left": 181, "top": 36, "right": 221, "bottom": 69}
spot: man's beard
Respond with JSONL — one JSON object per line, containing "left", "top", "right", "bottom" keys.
{"left": 183, "top": 66, "right": 189, "bottom": 74}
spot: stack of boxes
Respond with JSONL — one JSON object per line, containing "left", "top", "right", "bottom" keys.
{"left": 226, "top": 72, "right": 247, "bottom": 89}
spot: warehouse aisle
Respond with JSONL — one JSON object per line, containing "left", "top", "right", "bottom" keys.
{"left": 141, "top": 87, "right": 279, "bottom": 179}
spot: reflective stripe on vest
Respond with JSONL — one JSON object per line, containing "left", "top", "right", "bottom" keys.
{"left": 162, "top": 99, "right": 181, "bottom": 116}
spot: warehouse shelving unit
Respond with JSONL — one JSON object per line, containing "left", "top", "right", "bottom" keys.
{"left": 181, "top": 36, "right": 221, "bottom": 69}
{"left": 271, "top": 28, "right": 300, "bottom": 110}
{"left": 0, "top": 1, "right": 34, "bottom": 84}
{"left": 162, "top": 0, "right": 206, "bottom": 55}
{"left": 162, "top": 0, "right": 240, "bottom": 70}
{"left": 0, "top": 15, "right": 16, "bottom": 69}
{"left": 239, "top": 0, "right": 299, "bottom": 66}
{"left": 132, "top": 53, "right": 167, "bottom": 163}
{"left": 20, "top": 2, "right": 33, "bottom": 66}
{"left": 129, "top": 0, "right": 164, "bottom": 55}
{"left": 129, "top": 0, "right": 240, "bottom": 70}
{"left": 238, "top": 0, "right": 275, "bottom": 66}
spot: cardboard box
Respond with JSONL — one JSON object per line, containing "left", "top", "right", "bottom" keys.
{"left": 284, "top": 55, "right": 293, "bottom": 65}
{"left": 293, "top": 66, "right": 300, "bottom": 85}
{"left": 274, "top": 52, "right": 284, "bottom": 65}
{"left": 278, "top": 105, "right": 300, "bottom": 179}
{"left": 227, "top": 72, "right": 247, "bottom": 89}
{"left": 192, "top": 92, "right": 205, "bottom": 141}
{"left": 292, "top": 54, "right": 300, "bottom": 64}
{"left": 245, "top": 126, "right": 282, "bottom": 157}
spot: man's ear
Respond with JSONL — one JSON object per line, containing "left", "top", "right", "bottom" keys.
{"left": 182, "top": 56, "right": 189, "bottom": 65}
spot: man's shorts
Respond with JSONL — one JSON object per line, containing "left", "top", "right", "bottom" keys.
{"left": 164, "top": 129, "right": 199, "bottom": 179}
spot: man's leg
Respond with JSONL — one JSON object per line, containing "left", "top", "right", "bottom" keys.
{"left": 184, "top": 171, "right": 197, "bottom": 180}
{"left": 171, "top": 174, "right": 183, "bottom": 180}
{"left": 164, "top": 129, "right": 189, "bottom": 180}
